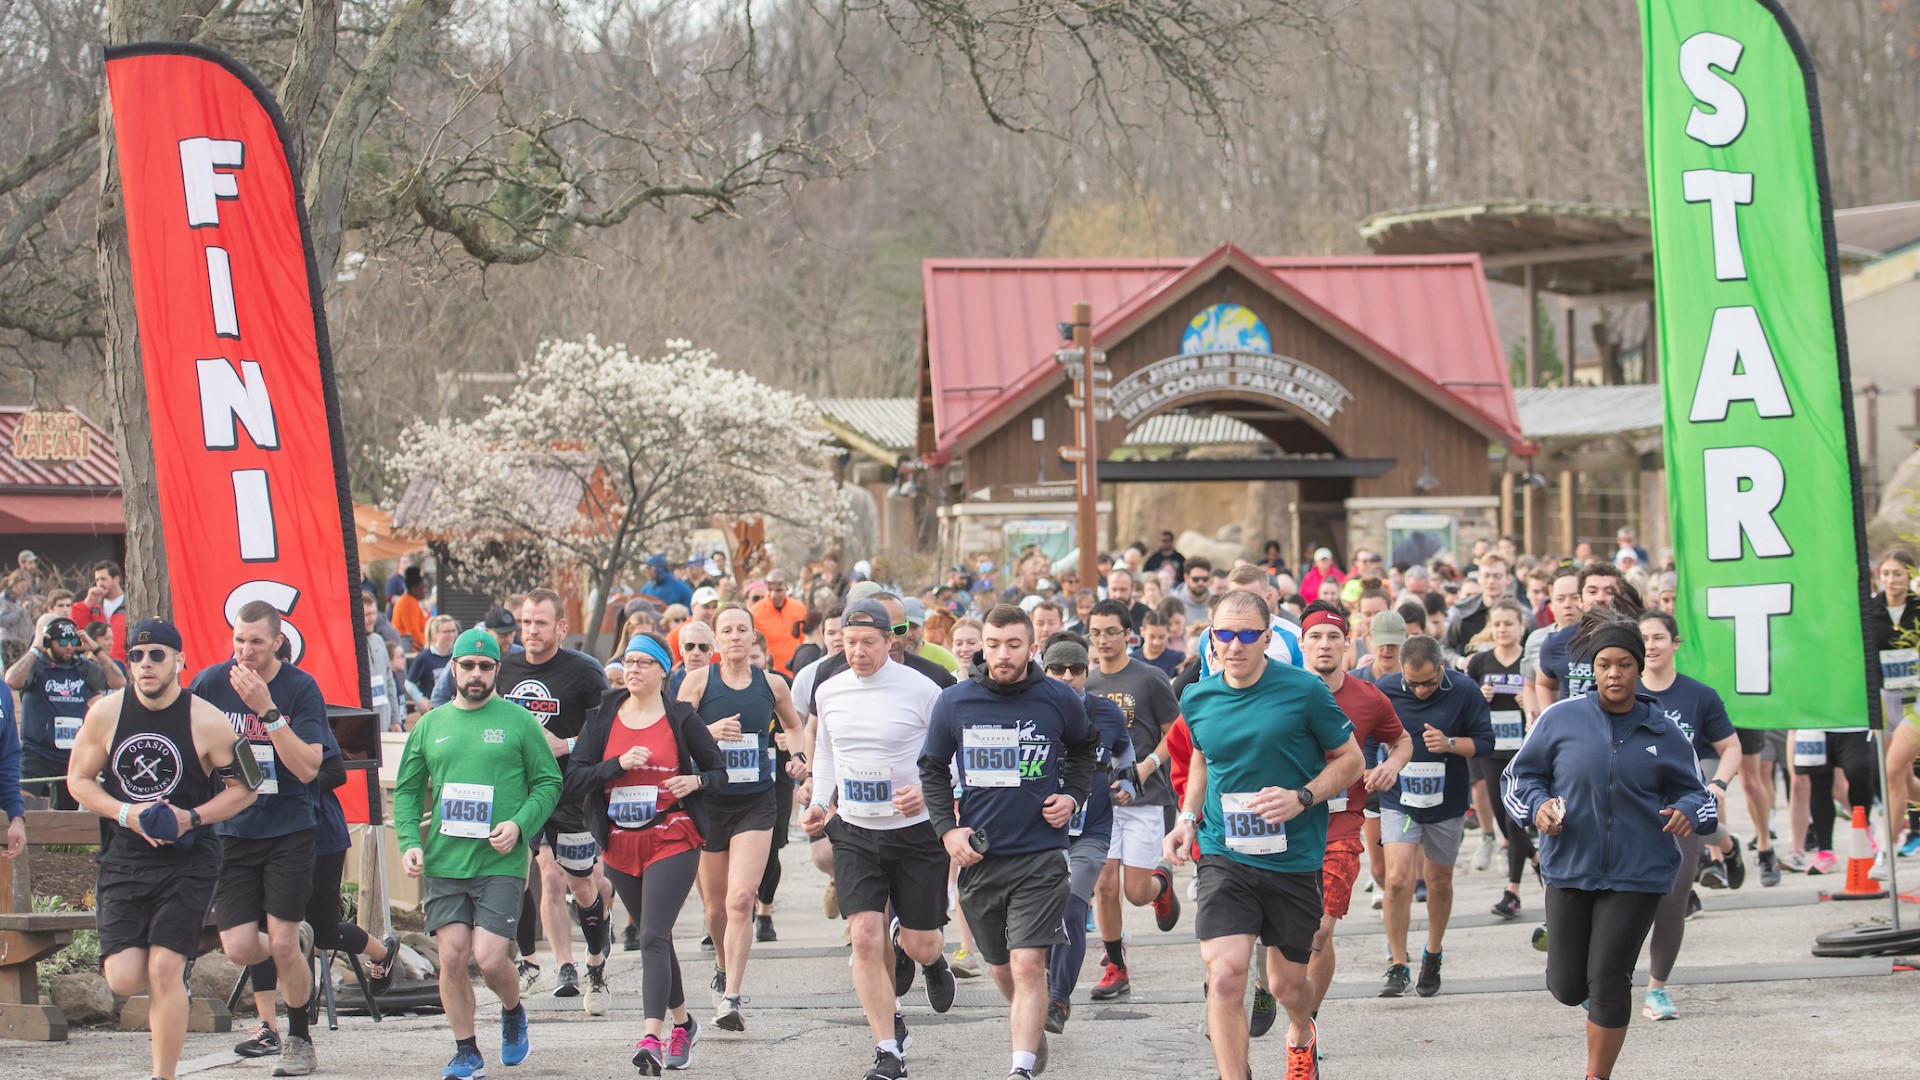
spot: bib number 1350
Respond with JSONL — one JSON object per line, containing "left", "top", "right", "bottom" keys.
{"left": 1220, "top": 792, "right": 1287, "bottom": 855}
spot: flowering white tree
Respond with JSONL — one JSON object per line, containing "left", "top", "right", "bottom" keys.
{"left": 390, "top": 338, "right": 846, "bottom": 652}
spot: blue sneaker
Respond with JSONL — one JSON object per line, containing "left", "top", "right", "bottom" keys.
{"left": 443, "top": 1047, "right": 486, "bottom": 1079}
{"left": 1900, "top": 833, "right": 1920, "bottom": 858}
{"left": 501, "top": 1006, "right": 529, "bottom": 1067}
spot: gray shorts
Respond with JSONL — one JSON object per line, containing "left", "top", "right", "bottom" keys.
{"left": 958, "top": 848, "right": 1070, "bottom": 967}
{"left": 1067, "top": 834, "right": 1109, "bottom": 904}
{"left": 424, "top": 874, "right": 524, "bottom": 939}
{"left": 1380, "top": 809, "right": 1467, "bottom": 866}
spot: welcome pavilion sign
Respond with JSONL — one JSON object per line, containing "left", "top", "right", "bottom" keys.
{"left": 1109, "top": 304, "right": 1355, "bottom": 428}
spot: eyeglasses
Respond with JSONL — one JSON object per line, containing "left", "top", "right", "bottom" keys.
{"left": 1046, "top": 664, "right": 1087, "bottom": 676}
{"left": 1402, "top": 674, "right": 1442, "bottom": 691}
{"left": 127, "top": 647, "right": 173, "bottom": 665}
{"left": 455, "top": 659, "right": 498, "bottom": 672}
{"left": 1086, "top": 627, "right": 1127, "bottom": 639}
{"left": 1211, "top": 628, "right": 1263, "bottom": 645}
{"left": 623, "top": 655, "right": 663, "bottom": 670}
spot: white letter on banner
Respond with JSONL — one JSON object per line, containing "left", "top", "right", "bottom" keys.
{"left": 206, "top": 247, "right": 239, "bottom": 338}
{"left": 1706, "top": 583, "right": 1791, "bottom": 694}
{"left": 1702, "top": 446, "right": 1791, "bottom": 560}
{"left": 1680, "top": 33, "right": 1746, "bottom": 147}
{"left": 1682, "top": 170, "right": 1754, "bottom": 280}
{"left": 225, "top": 581, "right": 304, "bottom": 662}
{"left": 232, "top": 469, "right": 277, "bottom": 562}
{"left": 197, "top": 359, "right": 280, "bottom": 450}
{"left": 1688, "top": 307, "right": 1793, "bottom": 421}
{"left": 179, "top": 138, "right": 244, "bottom": 227}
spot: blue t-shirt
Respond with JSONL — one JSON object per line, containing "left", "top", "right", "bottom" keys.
{"left": 1538, "top": 624, "right": 1592, "bottom": 700}
{"left": 0, "top": 687, "right": 21, "bottom": 818}
{"left": 17, "top": 654, "right": 105, "bottom": 763}
{"left": 924, "top": 672, "right": 1093, "bottom": 857}
{"left": 1377, "top": 670, "right": 1495, "bottom": 823}
{"left": 1642, "top": 672, "right": 1734, "bottom": 766}
{"left": 1131, "top": 648, "right": 1185, "bottom": 679}
{"left": 1073, "top": 692, "right": 1132, "bottom": 845}
{"left": 314, "top": 716, "right": 353, "bottom": 857}
{"left": 1181, "top": 660, "right": 1354, "bottom": 874}
{"left": 189, "top": 659, "right": 331, "bottom": 838}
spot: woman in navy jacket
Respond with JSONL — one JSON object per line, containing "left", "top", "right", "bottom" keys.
{"left": 1502, "top": 609, "right": 1713, "bottom": 1080}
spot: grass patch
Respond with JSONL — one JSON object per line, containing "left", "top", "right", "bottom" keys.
{"left": 33, "top": 894, "right": 99, "bottom": 997}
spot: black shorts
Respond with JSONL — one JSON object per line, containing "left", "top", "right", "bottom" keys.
{"left": 538, "top": 823, "right": 602, "bottom": 878}
{"left": 1194, "top": 857, "right": 1322, "bottom": 965}
{"left": 1793, "top": 730, "right": 1877, "bottom": 775}
{"left": 216, "top": 829, "right": 317, "bottom": 930}
{"left": 19, "top": 752, "right": 76, "bottom": 810}
{"left": 958, "top": 848, "right": 1070, "bottom": 967}
{"left": 97, "top": 856, "right": 220, "bottom": 960}
{"left": 702, "top": 789, "right": 777, "bottom": 852}
{"left": 825, "top": 816, "right": 949, "bottom": 932}
{"left": 1474, "top": 755, "right": 1513, "bottom": 788}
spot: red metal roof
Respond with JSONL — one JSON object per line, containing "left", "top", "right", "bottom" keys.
{"left": 920, "top": 245, "right": 1521, "bottom": 455}
{"left": 0, "top": 406, "right": 123, "bottom": 490}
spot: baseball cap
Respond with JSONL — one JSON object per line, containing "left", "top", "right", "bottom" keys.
{"left": 1042, "top": 639, "right": 1088, "bottom": 669}
{"left": 647, "top": 553, "right": 670, "bottom": 570}
{"left": 452, "top": 627, "right": 502, "bottom": 660}
{"left": 17, "top": 549, "right": 37, "bottom": 562}
{"left": 128, "top": 617, "right": 183, "bottom": 651}
{"left": 902, "top": 598, "right": 927, "bottom": 627}
{"left": 481, "top": 607, "right": 518, "bottom": 631}
{"left": 42, "top": 615, "right": 83, "bottom": 643}
{"left": 1368, "top": 610, "right": 1408, "bottom": 647}
{"left": 848, "top": 581, "right": 884, "bottom": 603}
{"left": 1313, "top": 547, "right": 1334, "bottom": 562}
{"left": 842, "top": 598, "right": 892, "bottom": 631}
{"left": 691, "top": 586, "right": 721, "bottom": 607}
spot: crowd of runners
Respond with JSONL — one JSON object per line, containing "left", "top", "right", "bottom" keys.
{"left": 2, "top": 535, "right": 1915, "bottom": 1080}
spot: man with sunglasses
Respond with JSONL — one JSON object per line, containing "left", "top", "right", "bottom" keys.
{"left": 1376, "top": 634, "right": 1493, "bottom": 999}
{"left": 66, "top": 618, "right": 259, "bottom": 1080}
{"left": 806, "top": 586, "right": 956, "bottom": 719}
{"left": 7, "top": 613, "right": 122, "bottom": 809}
{"left": 1165, "top": 592, "right": 1362, "bottom": 1080}
{"left": 1175, "top": 558, "right": 1214, "bottom": 627}
{"left": 394, "top": 627, "right": 562, "bottom": 1080}
{"left": 1085, "top": 599, "right": 1183, "bottom": 1001}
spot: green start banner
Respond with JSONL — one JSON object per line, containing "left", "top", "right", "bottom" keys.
{"left": 1640, "top": 0, "right": 1876, "bottom": 730}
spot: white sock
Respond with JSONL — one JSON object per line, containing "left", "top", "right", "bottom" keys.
{"left": 878, "top": 1039, "right": 900, "bottom": 1058}
{"left": 1011, "top": 1050, "right": 1037, "bottom": 1073}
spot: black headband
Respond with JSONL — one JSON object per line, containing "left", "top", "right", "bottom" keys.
{"left": 1587, "top": 624, "right": 1645, "bottom": 670}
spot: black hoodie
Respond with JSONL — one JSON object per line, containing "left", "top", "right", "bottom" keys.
{"left": 562, "top": 687, "right": 728, "bottom": 850}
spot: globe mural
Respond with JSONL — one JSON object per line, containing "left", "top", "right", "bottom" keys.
{"left": 1181, "top": 303, "right": 1271, "bottom": 355}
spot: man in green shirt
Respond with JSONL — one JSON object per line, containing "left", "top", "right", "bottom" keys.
{"left": 395, "top": 628, "right": 562, "bottom": 1080}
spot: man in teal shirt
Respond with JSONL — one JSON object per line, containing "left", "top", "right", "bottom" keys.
{"left": 1165, "top": 592, "right": 1361, "bottom": 1080}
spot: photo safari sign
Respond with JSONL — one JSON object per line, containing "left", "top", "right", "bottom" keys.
{"left": 1110, "top": 303, "right": 1353, "bottom": 427}
{"left": 1640, "top": 0, "right": 1875, "bottom": 729}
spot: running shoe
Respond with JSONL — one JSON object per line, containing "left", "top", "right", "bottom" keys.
{"left": 823, "top": 881, "right": 840, "bottom": 920}
{"left": 1085, "top": 906, "right": 1097, "bottom": 933}
{"left": 865, "top": 1047, "right": 907, "bottom": 1080}
{"left": 890, "top": 918, "right": 916, "bottom": 998}
{"left": 700, "top": 933, "right": 714, "bottom": 950}
{"left": 553, "top": 961, "right": 580, "bottom": 998}
{"left": 1776, "top": 850, "right": 1810, "bottom": 873}
{"left": 1151, "top": 866, "right": 1181, "bottom": 932}
{"left": 1685, "top": 890, "right": 1703, "bottom": 920}
{"left": 1011, "top": 1071, "right": 1034, "bottom": 1080}
{"left": 1491, "top": 889, "right": 1521, "bottom": 920}
{"left": 923, "top": 956, "right": 957, "bottom": 1013}
{"left": 1415, "top": 950, "right": 1443, "bottom": 997}
{"left": 1808, "top": 849, "right": 1839, "bottom": 875}
{"left": 1250, "top": 987, "right": 1277, "bottom": 1038}
{"left": 1697, "top": 856, "right": 1729, "bottom": 889}
{"left": 1185, "top": 873, "right": 1199, "bottom": 902}
{"left": 1379, "top": 962, "right": 1411, "bottom": 998}
{"left": 1723, "top": 837, "right": 1746, "bottom": 889}
{"left": 893, "top": 1011, "right": 912, "bottom": 1053}
{"left": 714, "top": 995, "right": 745, "bottom": 1032}
{"left": 710, "top": 966, "right": 726, "bottom": 995}
{"left": 1091, "top": 961, "right": 1130, "bottom": 999}
{"left": 949, "top": 947, "right": 981, "bottom": 979}
{"left": 584, "top": 962, "right": 610, "bottom": 1016}
{"left": 632, "top": 1035, "right": 664, "bottom": 1076}
{"left": 273, "top": 1035, "right": 317, "bottom": 1077}
{"left": 666, "top": 1018, "right": 700, "bottom": 1070}
{"left": 1900, "top": 833, "right": 1920, "bottom": 858}
{"left": 1473, "top": 832, "right": 1498, "bottom": 872}
{"left": 515, "top": 959, "right": 542, "bottom": 993}
{"left": 1034, "top": 1032, "right": 1048, "bottom": 1076}
{"left": 755, "top": 914, "right": 777, "bottom": 942}
{"left": 1870, "top": 850, "right": 1890, "bottom": 881}
{"left": 623, "top": 923, "right": 642, "bottom": 952}
{"left": 443, "top": 1046, "right": 487, "bottom": 1079}
{"left": 1531, "top": 922, "right": 1550, "bottom": 952}
{"left": 1415, "top": 880, "right": 1427, "bottom": 903}
{"left": 501, "top": 1006, "right": 530, "bottom": 1066}
{"left": 1045, "top": 999, "right": 1069, "bottom": 1034}
{"left": 1758, "top": 848, "right": 1782, "bottom": 887}
{"left": 235, "top": 1022, "right": 281, "bottom": 1058}
{"left": 1285, "top": 1019, "right": 1319, "bottom": 1080}
{"left": 1642, "top": 986, "right": 1678, "bottom": 1020}
{"left": 368, "top": 932, "right": 400, "bottom": 995}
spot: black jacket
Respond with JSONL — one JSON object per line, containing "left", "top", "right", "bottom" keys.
{"left": 1869, "top": 591, "right": 1919, "bottom": 654}
{"left": 562, "top": 687, "right": 728, "bottom": 849}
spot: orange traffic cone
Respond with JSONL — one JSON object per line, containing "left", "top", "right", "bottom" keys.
{"left": 1825, "top": 805, "right": 1889, "bottom": 902}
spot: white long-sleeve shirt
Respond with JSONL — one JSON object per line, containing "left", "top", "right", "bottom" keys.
{"left": 810, "top": 658, "right": 942, "bottom": 830}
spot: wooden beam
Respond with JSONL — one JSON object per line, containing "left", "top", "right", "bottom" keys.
{"left": 1559, "top": 470, "right": 1576, "bottom": 556}
{"left": 1500, "top": 471, "right": 1514, "bottom": 540}
{"left": 1482, "top": 238, "right": 1653, "bottom": 270}
{"left": 1559, "top": 289, "right": 1656, "bottom": 309}
{"left": 1525, "top": 264, "right": 1540, "bottom": 388}
{"left": 1522, "top": 473, "right": 1537, "bottom": 556}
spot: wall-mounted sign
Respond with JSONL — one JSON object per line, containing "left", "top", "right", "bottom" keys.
{"left": 1111, "top": 351, "right": 1353, "bottom": 427}
{"left": 1386, "top": 513, "right": 1456, "bottom": 567}
{"left": 1183, "top": 304, "right": 1272, "bottom": 355}
{"left": 10, "top": 409, "right": 91, "bottom": 463}
{"left": 1003, "top": 518, "right": 1074, "bottom": 564}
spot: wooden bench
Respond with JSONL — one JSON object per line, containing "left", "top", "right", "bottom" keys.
{"left": 0, "top": 809, "right": 229, "bottom": 1041}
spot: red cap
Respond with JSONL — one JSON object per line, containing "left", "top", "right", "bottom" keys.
{"left": 1300, "top": 609, "right": 1348, "bottom": 636}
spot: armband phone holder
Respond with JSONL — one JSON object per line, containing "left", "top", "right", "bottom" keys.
{"left": 225, "top": 735, "right": 266, "bottom": 791}
{"left": 968, "top": 828, "right": 990, "bottom": 855}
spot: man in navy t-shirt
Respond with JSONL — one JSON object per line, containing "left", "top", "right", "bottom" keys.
{"left": 187, "top": 601, "right": 331, "bottom": 1074}
{"left": 5, "top": 614, "right": 119, "bottom": 809}
{"left": 1535, "top": 563, "right": 1624, "bottom": 702}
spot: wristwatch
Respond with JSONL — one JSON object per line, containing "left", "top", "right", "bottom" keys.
{"left": 261, "top": 708, "right": 287, "bottom": 732}
{"left": 189, "top": 808, "right": 203, "bottom": 830}
{"left": 1709, "top": 778, "right": 1729, "bottom": 792}
{"left": 1446, "top": 735, "right": 1457, "bottom": 751}
{"left": 1296, "top": 787, "right": 1316, "bottom": 808}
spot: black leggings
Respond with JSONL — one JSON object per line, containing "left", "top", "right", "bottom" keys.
{"left": 605, "top": 849, "right": 700, "bottom": 1022}
{"left": 249, "top": 849, "right": 373, "bottom": 995}
{"left": 1485, "top": 757, "right": 1535, "bottom": 885}
{"left": 759, "top": 771, "right": 793, "bottom": 906}
{"left": 1543, "top": 886, "right": 1662, "bottom": 1029}
{"left": 1807, "top": 733, "right": 1878, "bottom": 851}
{"left": 1647, "top": 830, "right": 1705, "bottom": 983}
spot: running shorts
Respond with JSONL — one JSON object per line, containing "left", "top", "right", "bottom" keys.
{"left": 96, "top": 857, "right": 219, "bottom": 960}
{"left": 424, "top": 874, "right": 524, "bottom": 938}
{"left": 1321, "top": 837, "right": 1364, "bottom": 919}
{"left": 215, "top": 829, "right": 317, "bottom": 930}
{"left": 824, "top": 816, "right": 949, "bottom": 931}
{"left": 539, "top": 824, "right": 602, "bottom": 878}
{"left": 1066, "top": 834, "right": 1109, "bottom": 904}
{"left": 1380, "top": 809, "right": 1468, "bottom": 866}
{"left": 958, "top": 848, "right": 1070, "bottom": 967}
{"left": 701, "top": 789, "right": 778, "bottom": 853}
{"left": 1193, "top": 857, "right": 1321, "bottom": 964}
{"left": 1108, "top": 804, "right": 1165, "bottom": 870}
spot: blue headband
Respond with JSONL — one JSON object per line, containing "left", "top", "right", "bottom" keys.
{"left": 625, "top": 635, "right": 673, "bottom": 671}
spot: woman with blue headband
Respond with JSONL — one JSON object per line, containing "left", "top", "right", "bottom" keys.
{"left": 565, "top": 632, "right": 727, "bottom": 1075}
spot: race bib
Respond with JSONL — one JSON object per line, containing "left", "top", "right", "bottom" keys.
{"left": 840, "top": 765, "right": 894, "bottom": 818}
{"left": 1328, "top": 793, "right": 1350, "bottom": 814}
{"left": 370, "top": 677, "right": 389, "bottom": 710}
{"left": 439, "top": 782, "right": 494, "bottom": 838}
{"left": 609, "top": 785, "right": 659, "bottom": 828}
{"left": 251, "top": 743, "right": 280, "bottom": 795}
{"left": 1491, "top": 710, "right": 1524, "bottom": 752}
{"left": 1067, "top": 804, "right": 1087, "bottom": 837}
{"left": 1399, "top": 761, "right": 1446, "bottom": 809}
{"left": 53, "top": 714, "right": 81, "bottom": 751}
{"left": 1220, "top": 792, "right": 1287, "bottom": 855}
{"left": 1792, "top": 732, "right": 1827, "bottom": 769}
{"left": 719, "top": 735, "right": 762, "bottom": 786}
{"left": 554, "top": 830, "right": 598, "bottom": 871}
{"left": 1881, "top": 649, "right": 1918, "bottom": 691}
{"left": 962, "top": 727, "right": 1020, "bottom": 788}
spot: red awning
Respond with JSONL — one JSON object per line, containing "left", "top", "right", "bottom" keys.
{"left": 0, "top": 492, "right": 126, "bottom": 534}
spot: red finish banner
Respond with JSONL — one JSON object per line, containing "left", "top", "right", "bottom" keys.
{"left": 104, "top": 44, "right": 371, "bottom": 816}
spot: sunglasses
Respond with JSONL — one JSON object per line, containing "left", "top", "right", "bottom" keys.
{"left": 682, "top": 643, "right": 712, "bottom": 652}
{"left": 127, "top": 647, "right": 174, "bottom": 665}
{"left": 1046, "top": 664, "right": 1087, "bottom": 676}
{"left": 892, "top": 623, "right": 910, "bottom": 637}
{"left": 1189, "top": 574, "right": 1212, "bottom": 585}
{"left": 455, "top": 659, "right": 498, "bottom": 672}
{"left": 1210, "top": 628, "right": 1264, "bottom": 645}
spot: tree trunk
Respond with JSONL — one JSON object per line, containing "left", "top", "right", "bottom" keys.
{"left": 582, "top": 560, "right": 618, "bottom": 658}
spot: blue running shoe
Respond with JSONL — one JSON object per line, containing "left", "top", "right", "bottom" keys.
{"left": 1900, "top": 833, "right": 1920, "bottom": 858}
{"left": 501, "top": 1007, "right": 529, "bottom": 1067}
{"left": 443, "top": 1047, "right": 486, "bottom": 1079}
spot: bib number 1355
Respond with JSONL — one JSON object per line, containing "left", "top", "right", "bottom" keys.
{"left": 1220, "top": 792, "right": 1286, "bottom": 855}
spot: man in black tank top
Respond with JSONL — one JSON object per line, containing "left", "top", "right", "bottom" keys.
{"left": 65, "top": 619, "right": 258, "bottom": 1080}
